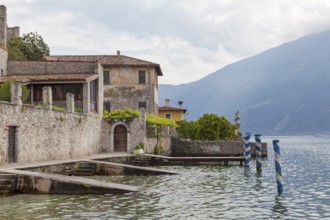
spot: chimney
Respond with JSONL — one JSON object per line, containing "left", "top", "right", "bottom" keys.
{"left": 117, "top": 50, "right": 120, "bottom": 56}
{"left": 165, "top": 99, "right": 170, "bottom": 107}
{"left": 178, "top": 100, "right": 183, "bottom": 108}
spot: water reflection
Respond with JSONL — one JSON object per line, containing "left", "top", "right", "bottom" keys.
{"left": 271, "top": 196, "right": 288, "bottom": 219}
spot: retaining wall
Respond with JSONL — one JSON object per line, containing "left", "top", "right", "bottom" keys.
{"left": 171, "top": 138, "right": 267, "bottom": 157}
{"left": 0, "top": 102, "right": 102, "bottom": 164}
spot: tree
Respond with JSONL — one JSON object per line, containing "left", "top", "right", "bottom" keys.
{"left": 176, "top": 113, "right": 236, "bottom": 141}
{"left": 7, "top": 32, "right": 50, "bottom": 61}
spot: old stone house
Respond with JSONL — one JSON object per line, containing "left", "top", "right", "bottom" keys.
{"left": 47, "top": 52, "right": 163, "bottom": 115}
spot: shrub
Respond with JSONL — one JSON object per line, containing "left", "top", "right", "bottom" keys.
{"left": 134, "top": 143, "right": 145, "bottom": 150}
{"left": 176, "top": 113, "right": 235, "bottom": 141}
{"left": 0, "top": 80, "right": 29, "bottom": 102}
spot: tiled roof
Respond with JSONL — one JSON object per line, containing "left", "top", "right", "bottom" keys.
{"left": 0, "top": 73, "right": 98, "bottom": 83}
{"left": 46, "top": 55, "right": 163, "bottom": 76}
{"left": 159, "top": 106, "right": 187, "bottom": 113}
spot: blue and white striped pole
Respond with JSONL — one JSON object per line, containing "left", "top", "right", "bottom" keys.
{"left": 244, "top": 133, "right": 251, "bottom": 167}
{"left": 255, "top": 134, "right": 262, "bottom": 173}
{"left": 273, "top": 140, "right": 283, "bottom": 195}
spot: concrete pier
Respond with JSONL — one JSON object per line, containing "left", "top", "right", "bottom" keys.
{"left": 0, "top": 169, "right": 141, "bottom": 195}
{"left": 0, "top": 152, "right": 178, "bottom": 196}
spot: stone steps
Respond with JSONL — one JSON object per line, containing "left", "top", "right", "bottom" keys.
{"left": 74, "top": 162, "right": 96, "bottom": 176}
{"left": 0, "top": 174, "right": 17, "bottom": 197}
{"left": 134, "top": 156, "right": 151, "bottom": 166}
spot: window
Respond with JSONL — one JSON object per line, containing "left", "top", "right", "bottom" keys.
{"left": 0, "top": 69, "right": 3, "bottom": 76}
{"left": 90, "top": 79, "right": 98, "bottom": 112}
{"left": 104, "top": 102, "right": 111, "bottom": 112}
{"left": 165, "top": 113, "right": 172, "bottom": 119}
{"left": 138, "top": 70, "right": 146, "bottom": 84}
{"left": 139, "top": 101, "right": 146, "bottom": 110}
{"left": 103, "top": 71, "right": 110, "bottom": 85}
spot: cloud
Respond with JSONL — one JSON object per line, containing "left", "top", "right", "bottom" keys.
{"left": 2, "top": 0, "right": 330, "bottom": 84}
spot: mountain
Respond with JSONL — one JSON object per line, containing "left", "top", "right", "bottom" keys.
{"left": 159, "top": 30, "right": 330, "bottom": 135}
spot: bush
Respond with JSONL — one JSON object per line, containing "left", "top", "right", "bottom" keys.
{"left": 134, "top": 143, "right": 145, "bottom": 150}
{"left": 0, "top": 80, "right": 29, "bottom": 102}
{"left": 176, "top": 113, "right": 235, "bottom": 141}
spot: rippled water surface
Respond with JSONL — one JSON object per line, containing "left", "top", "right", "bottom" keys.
{"left": 1, "top": 136, "right": 330, "bottom": 219}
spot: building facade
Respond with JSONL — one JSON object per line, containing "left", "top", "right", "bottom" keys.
{"left": 47, "top": 52, "right": 163, "bottom": 115}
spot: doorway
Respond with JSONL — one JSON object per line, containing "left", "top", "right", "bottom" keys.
{"left": 8, "top": 126, "right": 17, "bottom": 163}
{"left": 114, "top": 125, "right": 127, "bottom": 152}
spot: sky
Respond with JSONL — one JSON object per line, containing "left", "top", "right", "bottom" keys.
{"left": 2, "top": 0, "right": 330, "bottom": 85}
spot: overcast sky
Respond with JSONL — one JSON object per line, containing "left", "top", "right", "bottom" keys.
{"left": 2, "top": 0, "right": 330, "bottom": 84}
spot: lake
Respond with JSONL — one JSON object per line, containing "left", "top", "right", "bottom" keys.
{"left": 0, "top": 136, "right": 329, "bottom": 219}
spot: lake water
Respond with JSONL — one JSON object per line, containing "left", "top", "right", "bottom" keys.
{"left": 0, "top": 136, "right": 330, "bottom": 219}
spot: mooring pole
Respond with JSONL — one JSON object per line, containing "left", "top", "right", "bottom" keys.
{"left": 244, "top": 133, "right": 251, "bottom": 167}
{"left": 273, "top": 140, "right": 283, "bottom": 195}
{"left": 255, "top": 134, "right": 262, "bottom": 173}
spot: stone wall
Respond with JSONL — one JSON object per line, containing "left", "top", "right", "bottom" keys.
{"left": 171, "top": 138, "right": 267, "bottom": 157}
{"left": 7, "top": 61, "right": 97, "bottom": 75}
{"left": 145, "top": 126, "right": 174, "bottom": 155}
{"left": 171, "top": 138, "right": 245, "bottom": 156}
{"left": 145, "top": 137, "right": 171, "bottom": 155}
{"left": 0, "top": 102, "right": 102, "bottom": 164}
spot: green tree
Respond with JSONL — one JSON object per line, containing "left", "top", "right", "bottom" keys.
{"left": 7, "top": 32, "right": 50, "bottom": 61}
{"left": 0, "top": 80, "right": 29, "bottom": 102}
{"left": 176, "top": 113, "right": 236, "bottom": 141}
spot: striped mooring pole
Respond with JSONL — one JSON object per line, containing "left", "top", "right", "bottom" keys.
{"left": 244, "top": 133, "right": 251, "bottom": 167}
{"left": 255, "top": 134, "right": 262, "bottom": 173}
{"left": 273, "top": 140, "right": 283, "bottom": 195}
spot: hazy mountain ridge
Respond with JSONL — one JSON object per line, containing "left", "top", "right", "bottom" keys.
{"left": 159, "top": 30, "right": 330, "bottom": 135}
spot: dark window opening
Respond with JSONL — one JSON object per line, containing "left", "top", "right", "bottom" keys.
{"left": 33, "top": 84, "right": 83, "bottom": 101}
{"left": 139, "top": 70, "right": 146, "bottom": 84}
{"left": 165, "top": 113, "right": 171, "bottom": 119}
{"left": 104, "top": 102, "right": 111, "bottom": 112}
{"left": 8, "top": 126, "right": 17, "bottom": 163}
{"left": 90, "top": 80, "right": 98, "bottom": 112}
{"left": 103, "top": 71, "right": 110, "bottom": 85}
{"left": 139, "top": 101, "right": 146, "bottom": 109}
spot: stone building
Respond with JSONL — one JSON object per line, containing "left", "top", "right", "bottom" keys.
{"left": 47, "top": 52, "right": 163, "bottom": 115}
{"left": 158, "top": 99, "right": 187, "bottom": 121}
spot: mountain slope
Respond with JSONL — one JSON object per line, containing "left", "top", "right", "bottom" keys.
{"left": 159, "top": 30, "right": 330, "bottom": 135}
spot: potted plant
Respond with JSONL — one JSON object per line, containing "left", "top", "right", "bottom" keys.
{"left": 133, "top": 143, "right": 145, "bottom": 154}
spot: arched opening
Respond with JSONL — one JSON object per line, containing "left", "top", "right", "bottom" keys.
{"left": 114, "top": 124, "right": 128, "bottom": 152}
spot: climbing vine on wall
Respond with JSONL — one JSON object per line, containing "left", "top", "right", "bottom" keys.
{"left": 103, "top": 108, "right": 140, "bottom": 119}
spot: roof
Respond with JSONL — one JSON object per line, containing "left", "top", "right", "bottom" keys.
{"left": 46, "top": 55, "right": 163, "bottom": 76}
{"left": 0, "top": 73, "right": 98, "bottom": 83}
{"left": 159, "top": 106, "right": 187, "bottom": 113}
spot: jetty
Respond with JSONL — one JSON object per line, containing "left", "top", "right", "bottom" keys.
{"left": 0, "top": 152, "right": 178, "bottom": 197}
